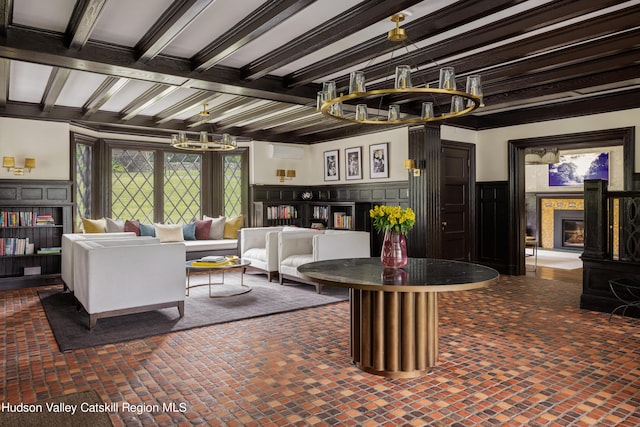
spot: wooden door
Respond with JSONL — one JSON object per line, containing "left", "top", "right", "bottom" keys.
{"left": 440, "top": 142, "right": 473, "bottom": 261}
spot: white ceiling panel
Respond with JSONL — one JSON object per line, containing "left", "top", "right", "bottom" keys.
{"left": 138, "top": 88, "right": 201, "bottom": 117}
{"left": 56, "top": 70, "right": 110, "bottom": 107}
{"left": 90, "top": 0, "right": 175, "bottom": 47}
{"left": 12, "top": 0, "right": 76, "bottom": 33}
{"left": 217, "top": 0, "right": 362, "bottom": 69}
{"left": 8, "top": 61, "right": 52, "bottom": 103}
{"left": 100, "top": 80, "right": 157, "bottom": 112}
{"left": 161, "top": 0, "right": 266, "bottom": 58}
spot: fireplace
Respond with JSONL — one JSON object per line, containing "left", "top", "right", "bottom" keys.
{"left": 553, "top": 210, "right": 584, "bottom": 250}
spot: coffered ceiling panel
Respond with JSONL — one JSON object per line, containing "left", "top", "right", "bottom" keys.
{"left": 0, "top": 0, "right": 638, "bottom": 143}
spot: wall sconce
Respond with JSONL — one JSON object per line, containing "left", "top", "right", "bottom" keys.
{"left": 3, "top": 157, "right": 36, "bottom": 176}
{"left": 276, "top": 169, "right": 296, "bottom": 182}
{"left": 404, "top": 159, "right": 422, "bottom": 176}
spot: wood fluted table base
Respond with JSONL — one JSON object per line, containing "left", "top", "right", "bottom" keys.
{"left": 350, "top": 289, "right": 438, "bottom": 378}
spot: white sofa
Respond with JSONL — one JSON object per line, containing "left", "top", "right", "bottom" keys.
{"left": 279, "top": 230, "right": 371, "bottom": 293}
{"left": 73, "top": 238, "right": 186, "bottom": 329}
{"left": 239, "top": 226, "right": 284, "bottom": 281}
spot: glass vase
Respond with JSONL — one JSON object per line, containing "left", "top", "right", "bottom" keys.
{"left": 380, "top": 229, "right": 407, "bottom": 268}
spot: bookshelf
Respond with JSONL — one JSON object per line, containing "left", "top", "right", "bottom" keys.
{"left": 252, "top": 201, "right": 304, "bottom": 227}
{"left": 252, "top": 201, "right": 371, "bottom": 231}
{"left": 0, "top": 180, "right": 72, "bottom": 288}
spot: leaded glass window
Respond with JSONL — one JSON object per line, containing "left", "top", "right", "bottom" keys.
{"left": 111, "top": 149, "right": 154, "bottom": 223}
{"left": 223, "top": 154, "right": 242, "bottom": 217}
{"left": 164, "top": 152, "right": 202, "bottom": 223}
{"left": 74, "top": 143, "right": 92, "bottom": 232}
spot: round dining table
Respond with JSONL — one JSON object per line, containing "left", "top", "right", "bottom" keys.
{"left": 298, "top": 257, "right": 499, "bottom": 378}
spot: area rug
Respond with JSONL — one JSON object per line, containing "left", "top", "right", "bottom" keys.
{"left": 0, "top": 390, "right": 113, "bottom": 427}
{"left": 39, "top": 273, "right": 349, "bottom": 352}
{"left": 526, "top": 248, "right": 583, "bottom": 270}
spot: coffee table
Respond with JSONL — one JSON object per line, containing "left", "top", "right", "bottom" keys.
{"left": 185, "top": 258, "right": 252, "bottom": 298}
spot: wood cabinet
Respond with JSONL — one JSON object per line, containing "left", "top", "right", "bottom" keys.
{"left": 0, "top": 180, "right": 72, "bottom": 289}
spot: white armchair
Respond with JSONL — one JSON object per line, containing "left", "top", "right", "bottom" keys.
{"left": 61, "top": 232, "right": 137, "bottom": 292}
{"left": 73, "top": 238, "right": 186, "bottom": 329}
{"left": 279, "top": 230, "right": 370, "bottom": 293}
{"left": 239, "top": 226, "right": 284, "bottom": 281}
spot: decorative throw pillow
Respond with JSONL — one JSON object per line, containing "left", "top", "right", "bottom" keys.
{"left": 223, "top": 215, "right": 244, "bottom": 239}
{"left": 124, "top": 219, "right": 140, "bottom": 236}
{"left": 182, "top": 222, "right": 196, "bottom": 240}
{"left": 193, "top": 219, "right": 212, "bottom": 240}
{"left": 204, "top": 215, "right": 225, "bottom": 240}
{"left": 81, "top": 217, "right": 106, "bottom": 233}
{"left": 155, "top": 223, "right": 184, "bottom": 242}
{"left": 104, "top": 217, "right": 125, "bottom": 233}
{"left": 139, "top": 223, "right": 156, "bottom": 237}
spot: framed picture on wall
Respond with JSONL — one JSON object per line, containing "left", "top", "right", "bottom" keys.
{"left": 369, "top": 143, "right": 389, "bottom": 179}
{"left": 324, "top": 149, "right": 339, "bottom": 181}
{"left": 345, "top": 146, "right": 362, "bottom": 180}
{"left": 548, "top": 152, "right": 609, "bottom": 186}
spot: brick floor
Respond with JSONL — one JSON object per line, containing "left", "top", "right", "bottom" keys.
{"left": 1, "top": 273, "right": 640, "bottom": 426}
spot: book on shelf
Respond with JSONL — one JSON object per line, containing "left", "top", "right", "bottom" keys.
{"left": 35, "top": 214, "right": 55, "bottom": 225}
{"left": 0, "top": 237, "right": 30, "bottom": 256}
{"left": 0, "top": 211, "right": 36, "bottom": 227}
{"left": 37, "top": 246, "right": 62, "bottom": 254}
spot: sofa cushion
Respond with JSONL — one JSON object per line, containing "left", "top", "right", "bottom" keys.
{"left": 204, "top": 215, "right": 225, "bottom": 239}
{"left": 81, "top": 217, "right": 106, "bottom": 233}
{"left": 243, "top": 247, "right": 266, "bottom": 262}
{"left": 183, "top": 239, "right": 237, "bottom": 252}
{"left": 124, "top": 219, "right": 140, "bottom": 236}
{"left": 281, "top": 254, "right": 313, "bottom": 268}
{"left": 155, "top": 223, "right": 184, "bottom": 242}
{"left": 139, "top": 223, "right": 156, "bottom": 237}
{"left": 194, "top": 219, "right": 212, "bottom": 240}
{"left": 224, "top": 215, "right": 244, "bottom": 239}
{"left": 105, "top": 217, "right": 125, "bottom": 233}
{"left": 182, "top": 222, "right": 196, "bottom": 240}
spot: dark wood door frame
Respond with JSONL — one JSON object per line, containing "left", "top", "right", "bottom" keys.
{"left": 508, "top": 127, "right": 635, "bottom": 275}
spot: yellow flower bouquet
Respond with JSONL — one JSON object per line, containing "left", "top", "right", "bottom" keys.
{"left": 369, "top": 205, "right": 415, "bottom": 235}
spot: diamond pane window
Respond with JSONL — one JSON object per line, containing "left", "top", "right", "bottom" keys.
{"left": 223, "top": 154, "right": 242, "bottom": 217}
{"left": 74, "top": 143, "right": 92, "bottom": 232}
{"left": 111, "top": 149, "right": 154, "bottom": 223}
{"left": 164, "top": 152, "right": 202, "bottom": 223}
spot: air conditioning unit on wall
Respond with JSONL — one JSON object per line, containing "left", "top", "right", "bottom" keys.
{"left": 268, "top": 144, "right": 305, "bottom": 160}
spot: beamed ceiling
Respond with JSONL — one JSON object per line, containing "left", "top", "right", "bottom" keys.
{"left": 0, "top": 0, "right": 639, "bottom": 144}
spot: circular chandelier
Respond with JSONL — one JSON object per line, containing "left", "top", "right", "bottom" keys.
{"left": 171, "top": 131, "right": 238, "bottom": 151}
{"left": 170, "top": 103, "right": 243, "bottom": 151}
{"left": 317, "top": 14, "right": 484, "bottom": 125}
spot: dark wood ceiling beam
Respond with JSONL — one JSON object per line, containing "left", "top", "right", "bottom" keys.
{"left": 82, "top": 76, "right": 128, "bottom": 117}
{"left": 185, "top": 97, "right": 256, "bottom": 128}
{"left": 154, "top": 91, "right": 220, "bottom": 124}
{"left": 283, "top": 0, "right": 528, "bottom": 87}
{"left": 0, "top": 58, "right": 9, "bottom": 108}
{"left": 240, "top": 0, "right": 423, "bottom": 81}
{"left": 136, "top": 0, "right": 215, "bottom": 62}
{"left": 120, "top": 84, "right": 178, "bottom": 120}
{"left": 347, "top": 0, "right": 630, "bottom": 92}
{"left": 0, "top": 0, "right": 12, "bottom": 37}
{"left": 41, "top": 68, "right": 72, "bottom": 112}
{"left": 0, "top": 26, "right": 320, "bottom": 105}
{"left": 65, "top": 0, "right": 109, "bottom": 50}
{"left": 192, "top": 0, "right": 316, "bottom": 72}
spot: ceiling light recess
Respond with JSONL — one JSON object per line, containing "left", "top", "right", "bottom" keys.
{"left": 317, "top": 14, "right": 484, "bottom": 125}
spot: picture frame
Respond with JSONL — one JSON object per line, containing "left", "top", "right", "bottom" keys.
{"left": 548, "top": 152, "right": 609, "bottom": 187}
{"left": 345, "top": 146, "right": 362, "bottom": 180}
{"left": 369, "top": 143, "right": 389, "bottom": 179}
{"left": 323, "top": 150, "right": 339, "bottom": 181}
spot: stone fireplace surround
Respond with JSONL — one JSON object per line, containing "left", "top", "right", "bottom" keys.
{"left": 540, "top": 198, "right": 584, "bottom": 249}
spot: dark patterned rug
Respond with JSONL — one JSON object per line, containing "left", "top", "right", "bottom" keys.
{"left": 39, "top": 272, "right": 348, "bottom": 352}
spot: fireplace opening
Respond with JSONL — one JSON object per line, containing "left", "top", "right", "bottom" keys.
{"left": 562, "top": 219, "right": 584, "bottom": 248}
{"left": 553, "top": 210, "right": 584, "bottom": 251}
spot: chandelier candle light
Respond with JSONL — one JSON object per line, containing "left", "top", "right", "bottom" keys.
{"left": 317, "top": 14, "right": 484, "bottom": 125}
{"left": 370, "top": 205, "right": 415, "bottom": 268}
